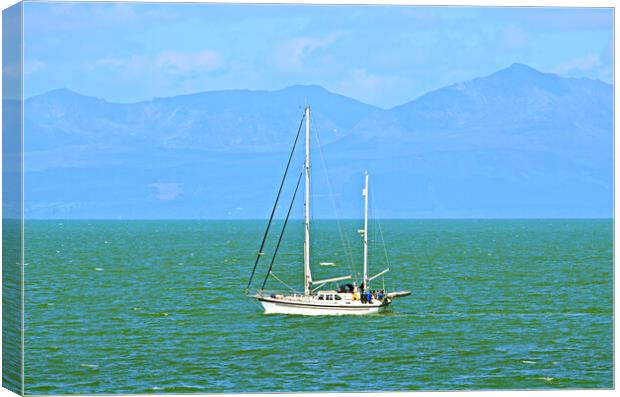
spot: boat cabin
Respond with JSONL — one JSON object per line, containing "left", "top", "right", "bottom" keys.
{"left": 316, "top": 291, "right": 342, "bottom": 301}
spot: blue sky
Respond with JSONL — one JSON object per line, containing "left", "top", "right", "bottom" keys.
{"left": 23, "top": 2, "right": 613, "bottom": 108}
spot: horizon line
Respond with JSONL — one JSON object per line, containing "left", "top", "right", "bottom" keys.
{"left": 19, "top": 217, "right": 614, "bottom": 221}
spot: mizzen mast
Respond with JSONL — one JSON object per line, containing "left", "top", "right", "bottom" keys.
{"left": 363, "top": 171, "right": 369, "bottom": 290}
{"left": 303, "top": 106, "right": 313, "bottom": 295}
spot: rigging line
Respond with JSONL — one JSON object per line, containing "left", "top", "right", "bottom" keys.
{"left": 246, "top": 112, "right": 306, "bottom": 292}
{"left": 269, "top": 271, "right": 301, "bottom": 294}
{"left": 370, "top": 182, "right": 391, "bottom": 268}
{"left": 260, "top": 170, "right": 304, "bottom": 291}
{"left": 314, "top": 127, "right": 356, "bottom": 277}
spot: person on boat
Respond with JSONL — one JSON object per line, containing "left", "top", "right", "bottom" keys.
{"left": 366, "top": 290, "right": 372, "bottom": 303}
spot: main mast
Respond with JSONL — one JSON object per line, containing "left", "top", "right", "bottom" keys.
{"left": 363, "top": 171, "right": 369, "bottom": 290}
{"left": 303, "top": 106, "right": 313, "bottom": 295}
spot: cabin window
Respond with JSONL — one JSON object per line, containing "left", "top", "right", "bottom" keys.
{"left": 335, "top": 295, "right": 342, "bottom": 300}
{"left": 326, "top": 295, "right": 333, "bottom": 300}
{"left": 318, "top": 295, "right": 324, "bottom": 300}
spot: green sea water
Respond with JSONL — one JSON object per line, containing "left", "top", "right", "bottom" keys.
{"left": 23, "top": 219, "right": 613, "bottom": 393}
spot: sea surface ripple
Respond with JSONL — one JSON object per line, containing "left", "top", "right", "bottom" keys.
{"left": 24, "top": 219, "right": 613, "bottom": 393}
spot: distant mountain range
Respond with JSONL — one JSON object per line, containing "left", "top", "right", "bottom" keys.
{"left": 24, "top": 63, "right": 613, "bottom": 219}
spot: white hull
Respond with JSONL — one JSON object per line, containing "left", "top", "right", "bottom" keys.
{"left": 257, "top": 296, "right": 390, "bottom": 316}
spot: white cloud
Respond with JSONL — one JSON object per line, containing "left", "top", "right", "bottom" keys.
{"left": 97, "top": 49, "right": 223, "bottom": 76}
{"left": 347, "top": 68, "right": 381, "bottom": 90}
{"left": 554, "top": 54, "right": 600, "bottom": 75}
{"left": 24, "top": 59, "right": 46, "bottom": 75}
{"left": 334, "top": 68, "right": 400, "bottom": 107}
{"left": 155, "top": 50, "right": 222, "bottom": 75}
{"left": 96, "top": 55, "right": 147, "bottom": 73}
{"left": 3, "top": 59, "right": 46, "bottom": 78}
{"left": 273, "top": 32, "right": 343, "bottom": 70}
{"left": 149, "top": 183, "right": 182, "bottom": 201}
{"left": 27, "top": 3, "right": 177, "bottom": 35}
{"left": 52, "top": 3, "right": 135, "bottom": 20}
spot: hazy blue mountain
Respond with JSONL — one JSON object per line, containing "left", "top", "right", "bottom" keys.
{"left": 24, "top": 64, "right": 613, "bottom": 219}
{"left": 316, "top": 63, "right": 613, "bottom": 218}
{"left": 25, "top": 85, "right": 380, "bottom": 152}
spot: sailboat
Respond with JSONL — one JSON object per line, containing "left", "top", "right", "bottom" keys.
{"left": 246, "top": 106, "right": 410, "bottom": 315}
